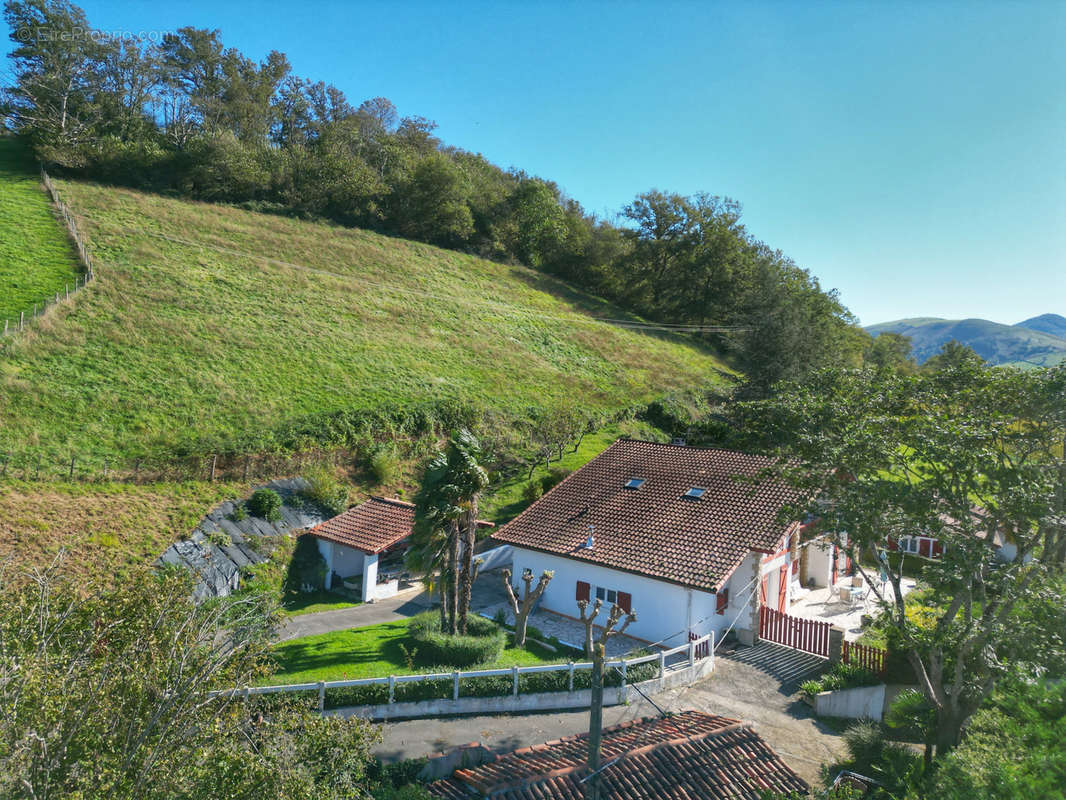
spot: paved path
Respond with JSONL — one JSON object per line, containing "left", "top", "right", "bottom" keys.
{"left": 371, "top": 641, "right": 842, "bottom": 787}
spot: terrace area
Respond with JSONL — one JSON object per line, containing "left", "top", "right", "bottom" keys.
{"left": 789, "top": 575, "right": 918, "bottom": 642}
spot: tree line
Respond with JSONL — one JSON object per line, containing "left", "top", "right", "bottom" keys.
{"left": 3, "top": 0, "right": 865, "bottom": 394}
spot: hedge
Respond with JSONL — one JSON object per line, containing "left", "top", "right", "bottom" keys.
{"left": 408, "top": 612, "right": 506, "bottom": 668}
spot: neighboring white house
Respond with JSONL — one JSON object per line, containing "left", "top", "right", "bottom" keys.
{"left": 308, "top": 496, "right": 418, "bottom": 603}
{"left": 492, "top": 439, "right": 806, "bottom": 647}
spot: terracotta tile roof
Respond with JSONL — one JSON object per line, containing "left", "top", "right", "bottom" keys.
{"left": 426, "top": 710, "right": 809, "bottom": 799}
{"left": 308, "top": 497, "right": 416, "bottom": 554}
{"left": 493, "top": 440, "right": 802, "bottom": 591}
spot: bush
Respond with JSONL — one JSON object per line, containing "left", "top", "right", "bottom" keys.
{"left": 367, "top": 446, "right": 399, "bottom": 485}
{"left": 521, "top": 481, "right": 543, "bottom": 503}
{"left": 286, "top": 534, "right": 328, "bottom": 593}
{"left": 802, "top": 662, "right": 881, "bottom": 697}
{"left": 301, "top": 466, "right": 350, "bottom": 516}
{"left": 229, "top": 502, "right": 247, "bottom": 522}
{"left": 539, "top": 467, "right": 571, "bottom": 494}
{"left": 407, "top": 612, "right": 505, "bottom": 668}
{"left": 843, "top": 721, "right": 886, "bottom": 771}
{"left": 247, "top": 488, "right": 283, "bottom": 521}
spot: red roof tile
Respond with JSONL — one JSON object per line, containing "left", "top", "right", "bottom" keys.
{"left": 426, "top": 710, "right": 809, "bottom": 799}
{"left": 493, "top": 440, "right": 803, "bottom": 591}
{"left": 308, "top": 497, "right": 416, "bottom": 554}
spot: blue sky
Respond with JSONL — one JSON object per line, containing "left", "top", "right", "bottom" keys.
{"left": 27, "top": 1, "right": 1066, "bottom": 326}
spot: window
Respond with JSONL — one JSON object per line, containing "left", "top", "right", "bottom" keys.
{"left": 595, "top": 586, "right": 617, "bottom": 605}
{"left": 624, "top": 477, "right": 645, "bottom": 489}
{"left": 593, "top": 586, "right": 632, "bottom": 611}
{"left": 684, "top": 487, "right": 706, "bottom": 499}
{"left": 901, "top": 536, "right": 919, "bottom": 554}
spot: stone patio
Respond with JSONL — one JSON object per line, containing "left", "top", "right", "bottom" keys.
{"left": 470, "top": 570, "right": 645, "bottom": 657}
{"left": 788, "top": 576, "right": 917, "bottom": 642}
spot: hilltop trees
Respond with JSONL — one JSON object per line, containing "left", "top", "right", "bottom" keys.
{"left": 2, "top": 0, "right": 863, "bottom": 388}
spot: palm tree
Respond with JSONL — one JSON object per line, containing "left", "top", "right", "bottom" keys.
{"left": 411, "top": 429, "right": 489, "bottom": 635}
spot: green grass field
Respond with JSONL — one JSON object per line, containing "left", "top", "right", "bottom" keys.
{"left": 0, "top": 138, "right": 81, "bottom": 321}
{"left": 266, "top": 620, "right": 562, "bottom": 684}
{"left": 0, "top": 179, "right": 729, "bottom": 463}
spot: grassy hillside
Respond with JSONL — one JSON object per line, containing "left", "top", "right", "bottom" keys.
{"left": 867, "top": 317, "right": 1066, "bottom": 368}
{"left": 0, "top": 138, "right": 81, "bottom": 321}
{"left": 1017, "top": 313, "right": 1066, "bottom": 340}
{"left": 0, "top": 180, "right": 729, "bottom": 463}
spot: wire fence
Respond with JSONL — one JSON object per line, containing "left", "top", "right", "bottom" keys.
{"left": 1, "top": 167, "right": 94, "bottom": 338}
{"left": 0, "top": 446, "right": 350, "bottom": 485}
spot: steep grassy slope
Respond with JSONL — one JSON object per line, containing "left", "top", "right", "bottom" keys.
{"left": 0, "top": 138, "right": 81, "bottom": 321}
{"left": 867, "top": 317, "right": 1066, "bottom": 368}
{"left": 0, "top": 180, "right": 728, "bottom": 463}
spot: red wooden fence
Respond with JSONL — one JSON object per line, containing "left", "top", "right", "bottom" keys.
{"left": 842, "top": 641, "right": 888, "bottom": 675}
{"left": 689, "top": 631, "right": 710, "bottom": 658}
{"left": 758, "top": 606, "right": 831, "bottom": 658}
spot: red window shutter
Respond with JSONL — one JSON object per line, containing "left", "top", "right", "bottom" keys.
{"left": 617, "top": 591, "right": 632, "bottom": 612}
{"left": 716, "top": 589, "right": 728, "bottom": 614}
{"left": 887, "top": 537, "right": 898, "bottom": 551}
{"left": 931, "top": 540, "right": 943, "bottom": 558}
{"left": 576, "top": 581, "right": 590, "bottom": 602}
{"left": 919, "top": 539, "right": 931, "bottom": 558}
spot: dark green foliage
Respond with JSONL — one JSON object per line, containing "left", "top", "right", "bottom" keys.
{"left": 286, "top": 534, "right": 327, "bottom": 593}
{"left": 367, "top": 446, "right": 399, "bottom": 486}
{"left": 539, "top": 467, "right": 570, "bottom": 494}
{"left": 301, "top": 466, "right": 349, "bottom": 516}
{"left": 521, "top": 481, "right": 543, "bottom": 503}
{"left": 248, "top": 487, "right": 282, "bottom": 521}
{"left": 802, "top": 662, "right": 880, "bottom": 697}
{"left": 408, "top": 612, "right": 505, "bottom": 668}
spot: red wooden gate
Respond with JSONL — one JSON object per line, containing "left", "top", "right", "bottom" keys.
{"left": 758, "top": 606, "right": 831, "bottom": 658}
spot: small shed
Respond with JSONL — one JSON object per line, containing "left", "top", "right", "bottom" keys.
{"left": 308, "top": 497, "right": 417, "bottom": 602}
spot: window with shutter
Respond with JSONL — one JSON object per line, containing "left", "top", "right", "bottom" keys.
{"left": 617, "top": 591, "right": 632, "bottom": 612}
{"left": 716, "top": 589, "right": 729, "bottom": 614}
{"left": 576, "top": 581, "right": 590, "bottom": 602}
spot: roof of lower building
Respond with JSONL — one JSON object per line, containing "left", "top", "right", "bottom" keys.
{"left": 426, "top": 710, "right": 809, "bottom": 799}
{"left": 308, "top": 496, "right": 417, "bottom": 554}
{"left": 310, "top": 496, "right": 495, "bottom": 555}
{"left": 492, "top": 439, "right": 803, "bottom": 591}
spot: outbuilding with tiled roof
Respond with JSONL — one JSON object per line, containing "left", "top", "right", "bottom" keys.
{"left": 492, "top": 440, "right": 805, "bottom": 648}
{"left": 426, "top": 710, "right": 809, "bottom": 799}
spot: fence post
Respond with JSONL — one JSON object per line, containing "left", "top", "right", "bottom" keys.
{"left": 658, "top": 651, "right": 666, "bottom": 690}
{"left": 453, "top": 671, "right": 460, "bottom": 701}
{"left": 243, "top": 456, "right": 250, "bottom": 482}
{"left": 620, "top": 660, "right": 628, "bottom": 702}
{"left": 0, "top": 455, "right": 7, "bottom": 477}
{"left": 19, "top": 311, "right": 24, "bottom": 330}
{"left": 828, "top": 626, "right": 846, "bottom": 665}
{"left": 317, "top": 681, "right": 326, "bottom": 712}
{"left": 688, "top": 639, "right": 696, "bottom": 667}
{"left": 512, "top": 666, "right": 519, "bottom": 697}
{"left": 709, "top": 632, "right": 715, "bottom": 671}
{"left": 66, "top": 283, "right": 69, "bottom": 300}
{"left": 134, "top": 458, "right": 141, "bottom": 480}
{"left": 69, "top": 455, "right": 75, "bottom": 480}
{"left": 388, "top": 675, "right": 395, "bottom": 704}
{"left": 35, "top": 455, "right": 41, "bottom": 480}
{"left": 210, "top": 454, "right": 218, "bottom": 482}
{"left": 243, "top": 686, "right": 250, "bottom": 702}
{"left": 568, "top": 661, "right": 575, "bottom": 692}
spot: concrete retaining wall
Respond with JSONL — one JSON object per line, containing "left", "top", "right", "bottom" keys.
{"left": 330, "top": 658, "right": 714, "bottom": 721}
{"left": 813, "top": 683, "right": 913, "bottom": 721}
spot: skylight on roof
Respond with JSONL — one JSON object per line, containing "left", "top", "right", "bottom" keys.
{"left": 624, "top": 478, "right": 645, "bottom": 489}
{"left": 684, "top": 487, "right": 706, "bottom": 499}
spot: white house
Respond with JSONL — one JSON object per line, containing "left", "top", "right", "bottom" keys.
{"left": 308, "top": 496, "right": 418, "bottom": 603}
{"left": 492, "top": 439, "right": 806, "bottom": 647}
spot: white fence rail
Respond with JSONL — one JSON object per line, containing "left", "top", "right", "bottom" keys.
{"left": 212, "top": 633, "right": 714, "bottom": 714}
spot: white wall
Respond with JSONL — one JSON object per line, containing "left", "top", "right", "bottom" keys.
{"left": 511, "top": 547, "right": 753, "bottom": 649}
{"left": 806, "top": 540, "right": 834, "bottom": 588}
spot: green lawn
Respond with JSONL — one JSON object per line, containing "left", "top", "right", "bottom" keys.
{"left": 266, "top": 620, "right": 564, "bottom": 684}
{"left": 0, "top": 138, "right": 80, "bottom": 321}
{"left": 281, "top": 589, "right": 361, "bottom": 616}
{"left": 481, "top": 419, "right": 669, "bottom": 524}
{"left": 0, "top": 178, "right": 729, "bottom": 465}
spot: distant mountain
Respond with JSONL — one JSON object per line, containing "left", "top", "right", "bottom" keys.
{"left": 1016, "top": 313, "right": 1066, "bottom": 340}
{"left": 866, "top": 316, "right": 1066, "bottom": 368}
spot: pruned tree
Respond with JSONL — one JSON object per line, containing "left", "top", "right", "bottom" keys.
{"left": 501, "top": 567, "right": 553, "bottom": 647}
{"left": 577, "top": 598, "right": 637, "bottom": 658}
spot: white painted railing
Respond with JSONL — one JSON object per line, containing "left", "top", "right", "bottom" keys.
{"left": 213, "top": 633, "right": 714, "bottom": 712}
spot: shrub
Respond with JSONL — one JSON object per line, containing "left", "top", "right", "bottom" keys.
{"left": 843, "top": 721, "right": 886, "bottom": 771}
{"left": 407, "top": 612, "right": 505, "bottom": 668}
{"left": 367, "top": 446, "right": 399, "bottom": 485}
{"left": 539, "top": 467, "right": 571, "bottom": 494}
{"left": 301, "top": 465, "right": 350, "bottom": 516}
{"left": 247, "top": 488, "right": 283, "bottom": 521}
{"left": 803, "top": 662, "right": 880, "bottom": 697}
{"left": 286, "top": 534, "right": 328, "bottom": 593}
{"left": 229, "top": 502, "right": 247, "bottom": 522}
{"left": 521, "top": 481, "right": 542, "bottom": 503}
